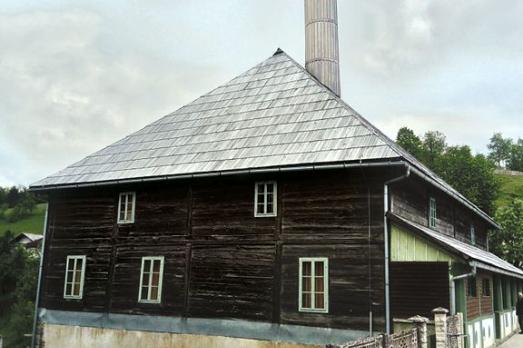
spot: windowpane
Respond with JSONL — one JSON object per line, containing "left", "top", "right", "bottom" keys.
{"left": 150, "top": 286, "right": 159, "bottom": 300}
{"left": 302, "top": 276, "right": 311, "bottom": 292}
{"left": 314, "top": 293, "right": 324, "bottom": 309}
{"left": 315, "top": 262, "right": 324, "bottom": 277}
{"left": 126, "top": 195, "right": 133, "bottom": 219}
{"left": 302, "top": 293, "right": 311, "bottom": 308}
{"left": 302, "top": 261, "right": 311, "bottom": 276}
{"left": 266, "top": 201, "right": 274, "bottom": 214}
{"left": 141, "top": 286, "right": 149, "bottom": 300}
{"left": 315, "top": 276, "right": 324, "bottom": 292}
{"left": 73, "top": 281, "right": 81, "bottom": 295}
{"left": 76, "top": 258, "right": 83, "bottom": 271}
{"left": 75, "top": 269, "right": 82, "bottom": 285}
{"left": 65, "top": 283, "right": 73, "bottom": 296}
{"left": 152, "top": 272, "right": 160, "bottom": 287}
{"left": 120, "top": 199, "right": 126, "bottom": 220}
{"left": 66, "top": 270, "right": 74, "bottom": 283}
{"left": 266, "top": 183, "right": 274, "bottom": 194}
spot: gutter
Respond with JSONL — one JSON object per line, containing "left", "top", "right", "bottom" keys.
{"left": 450, "top": 262, "right": 477, "bottom": 314}
{"left": 383, "top": 164, "right": 411, "bottom": 334}
{"left": 31, "top": 205, "right": 48, "bottom": 348}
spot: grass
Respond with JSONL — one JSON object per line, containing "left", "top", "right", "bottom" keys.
{"left": 495, "top": 173, "right": 523, "bottom": 209}
{"left": 0, "top": 203, "right": 47, "bottom": 236}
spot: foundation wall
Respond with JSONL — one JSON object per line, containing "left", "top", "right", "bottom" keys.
{"left": 42, "top": 324, "right": 322, "bottom": 348}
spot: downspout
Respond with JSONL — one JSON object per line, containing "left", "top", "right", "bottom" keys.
{"left": 384, "top": 165, "right": 411, "bottom": 334}
{"left": 450, "top": 262, "right": 477, "bottom": 314}
{"left": 31, "top": 204, "right": 49, "bottom": 348}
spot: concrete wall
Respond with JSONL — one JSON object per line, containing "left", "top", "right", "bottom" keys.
{"left": 42, "top": 324, "right": 323, "bottom": 348}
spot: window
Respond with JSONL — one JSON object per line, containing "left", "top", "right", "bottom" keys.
{"left": 254, "top": 181, "right": 277, "bottom": 217}
{"left": 138, "top": 256, "right": 164, "bottom": 303}
{"left": 63, "top": 255, "right": 86, "bottom": 299}
{"left": 299, "top": 257, "right": 328, "bottom": 313}
{"left": 482, "top": 278, "right": 491, "bottom": 297}
{"left": 470, "top": 225, "right": 476, "bottom": 245}
{"left": 429, "top": 197, "right": 437, "bottom": 228}
{"left": 118, "top": 192, "right": 136, "bottom": 224}
{"left": 468, "top": 277, "right": 477, "bottom": 297}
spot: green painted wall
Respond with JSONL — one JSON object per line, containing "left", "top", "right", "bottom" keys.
{"left": 391, "top": 224, "right": 455, "bottom": 262}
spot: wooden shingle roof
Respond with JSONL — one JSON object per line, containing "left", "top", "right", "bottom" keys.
{"left": 32, "top": 50, "right": 402, "bottom": 187}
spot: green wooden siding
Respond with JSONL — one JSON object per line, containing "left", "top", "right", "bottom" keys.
{"left": 391, "top": 224, "right": 455, "bottom": 262}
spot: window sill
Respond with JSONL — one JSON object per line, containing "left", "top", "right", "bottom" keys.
{"left": 254, "top": 213, "right": 277, "bottom": 218}
{"left": 117, "top": 221, "right": 135, "bottom": 225}
{"left": 298, "top": 308, "right": 329, "bottom": 314}
{"left": 64, "top": 296, "right": 83, "bottom": 300}
{"left": 138, "top": 300, "right": 161, "bottom": 304}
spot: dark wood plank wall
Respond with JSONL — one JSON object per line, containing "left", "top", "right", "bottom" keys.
{"left": 40, "top": 168, "right": 389, "bottom": 332}
{"left": 390, "top": 262, "right": 450, "bottom": 319}
{"left": 391, "top": 177, "right": 489, "bottom": 250}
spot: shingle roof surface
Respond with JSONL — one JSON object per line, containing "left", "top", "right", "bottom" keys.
{"left": 32, "top": 51, "right": 403, "bottom": 187}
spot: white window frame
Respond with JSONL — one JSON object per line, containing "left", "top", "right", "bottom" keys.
{"left": 298, "top": 257, "right": 329, "bottom": 313}
{"left": 429, "top": 197, "right": 437, "bottom": 228}
{"left": 470, "top": 224, "right": 476, "bottom": 245}
{"left": 63, "top": 255, "right": 86, "bottom": 300}
{"left": 117, "top": 192, "right": 136, "bottom": 224}
{"left": 254, "top": 181, "right": 277, "bottom": 217}
{"left": 138, "top": 256, "right": 165, "bottom": 304}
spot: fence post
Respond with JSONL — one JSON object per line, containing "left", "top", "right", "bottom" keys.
{"left": 456, "top": 312, "right": 464, "bottom": 348}
{"left": 432, "top": 307, "right": 449, "bottom": 348}
{"left": 382, "top": 333, "right": 392, "bottom": 348}
{"left": 409, "top": 315, "right": 429, "bottom": 348}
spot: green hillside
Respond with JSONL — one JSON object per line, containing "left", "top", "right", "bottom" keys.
{"left": 495, "top": 172, "right": 523, "bottom": 209}
{"left": 0, "top": 203, "right": 47, "bottom": 236}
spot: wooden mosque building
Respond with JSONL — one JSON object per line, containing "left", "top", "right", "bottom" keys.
{"left": 31, "top": 1, "right": 523, "bottom": 347}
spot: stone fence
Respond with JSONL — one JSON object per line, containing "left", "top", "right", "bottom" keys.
{"left": 327, "top": 308, "right": 464, "bottom": 348}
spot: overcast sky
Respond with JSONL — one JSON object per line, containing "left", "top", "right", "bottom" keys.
{"left": 1, "top": 0, "right": 522, "bottom": 186}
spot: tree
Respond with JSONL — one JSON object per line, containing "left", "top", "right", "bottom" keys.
{"left": 396, "top": 127, "right": 498, "bottom": 214}
{"left": 0, "top": 231, "right": 39, "bottom": 348}
{"left": 435, "top": 146, "right": 498, "bottom": 215}
{"left": 508, "top": 139, "right": 523, "bottom": 171}
{"left": 490, "top": 199, "right": 523, "bottom": 268}
{"left": 6, "top": 186, "right": 21, "bottom": 208}
{"left": 487, "top": 133, "right": 512, "bottom": 168}
{"left": 396, "top": 127, "right": 424, "bottom": 159}
{"left": 422, "top": 131, "right": 446, "bottom": 168}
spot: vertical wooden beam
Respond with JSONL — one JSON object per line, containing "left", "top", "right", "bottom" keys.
{"left": 272, "top": 176, "right": 283, "bottom": 323}
{"left": 183, "top": 243, "right": 192, "bottom": 317}
{"left": 106, "top": 190, "right": 119, "bottom": 312}
{"left": 183, "top": 182, "right": 193, "bottom": 317}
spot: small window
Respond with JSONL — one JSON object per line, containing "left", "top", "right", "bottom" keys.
{"left": 429, "top": 197, "right": 437, "bottom": 228}
{"left": 299, "top": 257, "right": 328, "bottom": 313}
{"left": 63, "top": 255, "right": 86, "bottom": 299}
{"left": 118, "top": 192, "right": 136, "bottom": 224}
{"left": 470, "top": 225, "right": 476, "bottom": 245}
{"left": 468, "top": 277, "right": 477, "bottom": 297}
{"left": 138, "top": 256, "right": 164, "bottom": 304}
{"left": 482, "top": 278, "right": 491, "bottom": 297}
{"left": 254, "top": 181, "right": 277, "bottom": 217}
